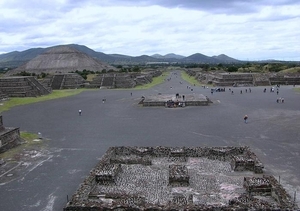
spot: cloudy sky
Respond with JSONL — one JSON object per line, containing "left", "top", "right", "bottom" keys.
{"left": 0, "top": 0, "right": 299, "bottom": 60}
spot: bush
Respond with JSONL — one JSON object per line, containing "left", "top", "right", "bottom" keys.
{"left": 227, "top": 66, "right": 238, "bottom": 72}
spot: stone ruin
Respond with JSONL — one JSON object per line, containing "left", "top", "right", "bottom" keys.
{"left": 0, "top": 116, "right": 22, "bottom": 153}
{"left": 64, "top": 146, "right": 297, "bottom": 211}
{"left": 0, "top": 70, "right": 161, "bottom": 97}
{"left": 0, "top": 90, "right": 9, "bottom": 101}
{"left": 0, "top": 76, "right": 51, "bottom": 97}
{"left": 87, "top": 71, "right": 162, "bottom": 89}
{"left": 186, "top": 69, "right": 300, "bottom": 87}
{"left": 41, "top": 73, "right": 86, "bottom": 90}
{"left": 141, "top": 94, "right": 211, "bottom": 107}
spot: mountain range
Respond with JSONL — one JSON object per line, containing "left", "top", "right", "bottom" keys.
{"left": 0, "top": 44, "right": 241, "bottom": 69}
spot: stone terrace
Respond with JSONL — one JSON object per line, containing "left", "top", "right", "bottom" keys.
{"left": 212, "top": 73, "right": 254, "bottom": 87}
{"left": 88, "top": 71, "right": 161, "bottom": 89}
{"left": 186, "top": 70, "right": 300, "bottom": 87}
{"left": 64, "top": 146, "right": 297, "bottom": 211}
{"left": 41, "top": 73, "right": 85, "bottom": 90}
{"left": 0, "top": 76, "right": 51, "bottom": 97}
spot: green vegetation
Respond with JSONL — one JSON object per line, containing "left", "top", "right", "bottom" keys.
{"left": 21, "top": 131, "right": 39, "bottom": 141}
{"left": 13, "top": 71, "right": 49, "bottom": 79}
{"left": 119, "top": 66, "right": 141, "bottom": 73}
{"left": 181, "top": 71, "right": 202, "bottom": 86}
{"left": 279, "top": 67, "right": 300, "bottom": 74}
{"left": 0, "top": 89, "right": 87, "bottom": 113}
{"left": 294, "top": 87, "right": 300, "bottom": 93}
{"left": 227, "top": 66, "right": 239, "bottom": 72}
{"left": 86, "top": 74, "right": 97, "bottom": 81}
{"left": 134, "top": 73, "right": 169, "bottom": 89}
{"left": 73, "top": 69, "right": 97, "bottom": 80}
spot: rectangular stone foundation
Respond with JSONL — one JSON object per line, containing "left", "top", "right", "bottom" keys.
{"left": 64, "top": 146, "right": 297, "bottom": 211}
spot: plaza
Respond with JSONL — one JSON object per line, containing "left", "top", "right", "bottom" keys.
{"left": 0, "top": 70, "right": 300, "bottom": 210}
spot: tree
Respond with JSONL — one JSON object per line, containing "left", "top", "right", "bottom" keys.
{"left": 227, "top": 66, "right": 238, "bottom": 72}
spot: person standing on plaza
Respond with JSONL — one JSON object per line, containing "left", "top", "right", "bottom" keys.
{"left": 244, "top": 115, "right": 248, "bottom": 123}
{"left": 78, "top": 109, "right": 82, "bottom": 116}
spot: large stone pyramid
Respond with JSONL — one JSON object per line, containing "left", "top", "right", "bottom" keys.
{"left": 6, "top": 45, "right": 116, "bottom": 75}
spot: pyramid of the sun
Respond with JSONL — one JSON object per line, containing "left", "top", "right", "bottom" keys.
{"left": 6, "top": 45, "right": 116, "bottom": 75}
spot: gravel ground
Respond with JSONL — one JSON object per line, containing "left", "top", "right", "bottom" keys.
{"left": 0, "top": 70, "right": 300, "bottom": 211}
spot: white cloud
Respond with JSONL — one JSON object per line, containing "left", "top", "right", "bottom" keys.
{"left": 0, "top": 0, "right": 299, "bottom": 60}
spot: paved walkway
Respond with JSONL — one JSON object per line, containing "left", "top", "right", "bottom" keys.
{"left": 1, "top": 70, "right": 300, "bottom": 210}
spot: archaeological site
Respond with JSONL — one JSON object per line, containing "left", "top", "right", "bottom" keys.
{"left": 64, "top": 146, "right": 297, "bottom": 211}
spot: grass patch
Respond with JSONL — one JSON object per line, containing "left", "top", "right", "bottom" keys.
{"left": 86, "top": 74, "right": 97, "bottom": 81}
{"left": 294, "top": 87, "right": 300, "bottom": 93}
{"left": 280, "top": 67, "right": 300, "bottom": 74}
{"left": 0, "top": 89, "right": 88, "bottom": 113}
{"left": 133, "top": 73, "right": 169, "bottom": 90}
{"left": 181, "top": 71, "right": 203, "bottom": 86}
{"left": 21, "top": 131, "right": 39, "bottom": 141}
{"left": 0, "top": 132, "right": 41, "bottom": 160}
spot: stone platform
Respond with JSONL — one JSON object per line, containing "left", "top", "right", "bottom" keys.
{"left": 142, "top": 94, "right": 211, "bottom": 107}
{"left": 0, "top": 116, "right": 22, "bottom": 153}
{"left": 64, "top": 146, "right": 297, "bottom": 211}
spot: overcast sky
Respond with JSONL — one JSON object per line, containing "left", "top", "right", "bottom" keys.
{"left": 0, "top": 0, "right": 299, "bottom": 61}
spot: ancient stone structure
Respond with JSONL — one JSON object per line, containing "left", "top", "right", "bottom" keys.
{"left": 186, "top": 69, "right": 300, "bottom": 86}
{"left": 64, "top": 146, "right": 297, "bottom": 211}
{"left": 141, "top": 94, "right": 211, "bottom": 107}
{"left": 5, "top": 45, "right": 117, "bottom": 76}
{"left": 269, "top": 74, "right": 300, "bottom": 85}
{"left": 41, "top": 73, "right": 85, "bottom": 90}
{"left": 0, "top": 90, "right": 9, "bottom": 101}
{"left": 88, "top": 71, "right": 162, "bottom": 89}
{"left": 0, "top": 76, "right": 51, "bottom": 97}
{"left": 0, "top": 116, "right": 22, "bottom": 153}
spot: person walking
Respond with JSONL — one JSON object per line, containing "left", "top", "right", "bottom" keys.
{"left": 244, "top": 115, "right": 248, "bottom": 123}
{"left": 78, "top": 109, "right": 82, "bottom": 116}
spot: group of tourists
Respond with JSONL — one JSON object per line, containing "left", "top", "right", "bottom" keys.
{"left": 277, "top": 97, "right": 284, "bottom": 103}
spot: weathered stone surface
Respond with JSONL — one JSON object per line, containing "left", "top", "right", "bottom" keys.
{"left": 185, "top": 69, "right": 300, "bottom": 86}
{"left": 0, "top": 76, "right": 51, "bottom": 97}
{"left": 142, "top": 94, "right": 210, "bottom": 107}
{"left": 64, "top": 146, "right": 297, "bottom": 211}
{"left": 41, "top": 73, "right": 85, "bottom": 90}
{"left": 0, "top": 116, "right": 22, "bottom": 153}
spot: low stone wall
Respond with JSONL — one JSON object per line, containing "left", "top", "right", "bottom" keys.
{"left": 270, "top": 76, "right": 300, "bottom": 85}
{"left": 0, "top": 128, "right": 21, "bottom": 153}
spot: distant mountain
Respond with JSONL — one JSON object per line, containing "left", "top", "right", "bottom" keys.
{"left": 0, "top": 44, "right": 243, "bottom": 69}
{"left": 164, "top": 53, "right": 185, "bottom": 59}
{"left": 69, "top": 44, "right": 115, "bottom": 63}
{"left": 212, "top": 54, "right": 240, "bottom": 63}
{"left": 183, "top": 53, "right": 219, "bottom": 63}
{"left": 0, "top": 48, "right": 47, "bottom": 68}
{"left": 151, "top": 53, "right": 185, "bottom": 59}
{"left": 151, "top": 54, "right": 164, "bottom": 59}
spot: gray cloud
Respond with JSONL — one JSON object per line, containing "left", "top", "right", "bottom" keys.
{"left": 99, "top": 0, "right": 300, "bottom": 13}
{"left": 0, "top": 0, "right": 299, "bottom": 60}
